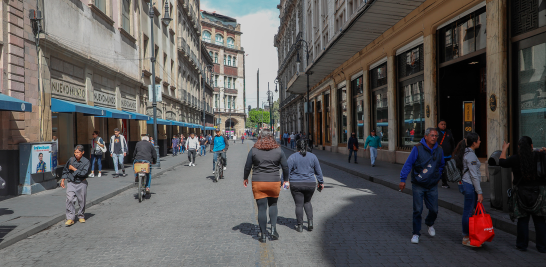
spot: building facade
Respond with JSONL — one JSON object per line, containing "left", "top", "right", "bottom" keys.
{"left": 0, "top": 0, "right": 216, "bottom": 196}
{"left": 277, "top": 0, "right": 530, "bottom": 169}
{"left": 200, "top": 11, "right": 246, "bottom": 137}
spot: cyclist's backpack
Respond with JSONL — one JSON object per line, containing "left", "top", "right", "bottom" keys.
{"left": 445, "top": 159, "right": 467, "bottom": 183}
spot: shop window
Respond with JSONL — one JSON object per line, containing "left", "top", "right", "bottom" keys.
{"left": 439, "top": 7, "right": 486, "bottom": 63}
{"left": 511, "top": 0, "right": 541, "bottom": 37}
{"left": 371, "top": 63, "right": 387, "bottom": 89}
{"left": 338, "top": 86, "right": 347, "bottom": 144}
{"left": 516, "top": 41, "right": 546, "bottom": 148}
{"left": 351, "top": 76, "right": 364, "bottom": 143}
{"left": 398, "top": 45, "right": 423, "bottom": 79}
{"left": 372, "top": 88, "right": 388, "bottom": 148}
{"left": 398, "top": 79, "right": 424, "bottom": 148}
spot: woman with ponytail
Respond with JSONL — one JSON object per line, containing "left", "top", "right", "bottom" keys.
{"left": 243, "top": 129, "right": 288, "bottom": 243}
{"left": 499, "top": 136, "right": 546, "bottom": 253}
{"left": 452, "top": 132, "right": 483, "bottom": 247}
{"left": 286, "top": 139, "right": 324, "bottom": 232}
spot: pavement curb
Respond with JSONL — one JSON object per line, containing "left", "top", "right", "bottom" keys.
{"left": 0, "top": 159, "right": 188, "bottom": 251}
{"left": 280, "top": 145, "right": 534, "bottom": 242}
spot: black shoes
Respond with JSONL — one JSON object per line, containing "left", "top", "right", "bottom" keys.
{"left": 259, "top": 232, "right": 267, "bottom": 243}
{"left": 271, "top": 226, "right": 279, "bottom": 240}
{"left": 295, "top": 224, "right": 303, "bottom": 232}
{"left": 308, "top": 220, "right": 313, "bottom": 231}
{"left": 354, "top": 162, "right": 358, "bottom": 164}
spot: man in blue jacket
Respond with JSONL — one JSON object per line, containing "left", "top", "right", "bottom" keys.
{"left": 399, "top": 127, "right": 445, "bottom": 245}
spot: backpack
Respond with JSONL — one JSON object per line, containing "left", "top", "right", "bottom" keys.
{"left": 445, "top": 159, "right": 468, "bottom": 183}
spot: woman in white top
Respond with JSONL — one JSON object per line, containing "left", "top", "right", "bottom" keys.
{"left": 90, "top": 131, "right": 105, "bottom": 177}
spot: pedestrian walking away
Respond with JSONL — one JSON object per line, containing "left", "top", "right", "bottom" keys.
{"left": 180, "top": 135, "right": 186, "bottom": 154}
{"left": 61, "top": 145, "right": 90, "bottom": 226}
{"left": 437, "top": 120, "right": 456, "bottom": 189}
{"left": 290, "top": 132, "right": 296, "bottom": 149}
{"left": 90, "top": 131, "right": 105, "bottom": 177}
{"left": 186, "top": 133, "right": 199, "bottom": 166}
{"left": 241, "top": 134, "right": 245, "bottom": 144}
{"left": 347, "top": 132, "right": 359, "bottom": 164}
{"left": 499, "top": 136, "right": 546, "bottom": 253}
{"left": 364, "top": 130, "right": 382, "bottom": 167}
{"left": 172, "top": 135, "right": 180, "bottom": 156}
{"left": 399, "top": 127, "right": 445, "bottom": 244}
{"left": 110, "top": 128, "right": 128, "bottom": 178}
{"left": 287, "top": 139, "right": 324, "bottom": 232}
{"left": 199, "top": 135, "right": 207, "bottom": 156}
{"left": 210, "top": 129, "right": 229, "bottom": 174}
{"left": 133, "top": 135, "right": 158, "bottom": 194}
{"left": 243, "top": 129, "right": 289, "bottom": 243}
{"left": 452, "top": 132, "right": 484, "bottom": 247}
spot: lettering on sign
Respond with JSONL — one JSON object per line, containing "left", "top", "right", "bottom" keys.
{"left": 521, "top": 99, "right": 546, "bottom": 110}
{"left": 93, "top": 91, "right": 116, "bottom": 107}
{"left": 121, "top": 98, "right": 136, "bottom": 110}
{"left": 51, "top": 79, "right": 85, "bottom": 100}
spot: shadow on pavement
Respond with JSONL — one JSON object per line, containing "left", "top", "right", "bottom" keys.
{"left": 0, "top": 225, "right": 16, "bottom": 243}
{"left": 232, "top": 222, "right": 260, "bottom": 240}
{"left": 0, "top": 208, "right": 14, "bottom": 217}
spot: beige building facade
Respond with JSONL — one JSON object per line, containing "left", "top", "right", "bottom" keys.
{"left": 278, "top": 0, "right": 533, "bottom": 168}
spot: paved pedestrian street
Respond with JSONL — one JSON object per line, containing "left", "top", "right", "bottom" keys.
{"left": 0, "top": 141, "right": 544, "bottom": 267}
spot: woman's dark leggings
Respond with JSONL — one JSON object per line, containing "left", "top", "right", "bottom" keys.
{"left": 256, "top": 197, "right": 278, "bottom": 234}
{"left": 290, "top": 185, "right": 316, "bottom": 225}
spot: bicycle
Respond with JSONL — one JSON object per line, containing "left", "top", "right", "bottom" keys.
{"left": 133, "top": 160, "right": 150, "bottom": 202}
{"left": 214, "top": 152, "right": 225, "bottom": 183}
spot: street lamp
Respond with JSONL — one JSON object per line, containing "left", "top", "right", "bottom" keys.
{"left": 273, "top": 78, "right": 280, "bottom": 138}
{"left": 295, "top": 39, "right": 313, "bottom": 142}
{"left": 149, "top": 1, "right": 172, "bottom": 167}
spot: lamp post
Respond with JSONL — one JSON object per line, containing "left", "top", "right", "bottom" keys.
{"left": 149, "top": 1, "right": 171, "bottom": 167}
{"left": 203, "top": 64, "right": 214, "bottom": 135}
{"left": 295, "top": 39, "right": 312, "bottom": 142}
{"left": 273, "top": 78, "right": 280, "bottom": 138}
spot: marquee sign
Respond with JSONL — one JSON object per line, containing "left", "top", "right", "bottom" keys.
{"left": 94, "top": 91, "right": 116, "bottom": 107}
{"left": 51, "top": 79, "right": 85, "bottom": 100}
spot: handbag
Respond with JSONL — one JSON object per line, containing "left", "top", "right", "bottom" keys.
{"left": 468, "top": 202, "right": 495, "bottom": 246}
{"left": 94, "top": 138, "right": 106, "bottom": 156}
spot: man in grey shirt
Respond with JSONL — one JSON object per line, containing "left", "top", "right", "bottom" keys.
{"left": 61, "top": 145, "right": 90, "bottom": 226}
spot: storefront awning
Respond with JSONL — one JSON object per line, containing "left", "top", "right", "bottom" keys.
{"left": 51, "top": 98, "right": 105, "bottom": 116}
{"left": 168, "top": 120, "right": 185, "bottom": 127}
{"left": 146, "top": 118, "right": 172, "bottom": 125}
{"left": 121, "top": 111, "right": 150, "bottom": 120}
{"left": 287, "top": 0, "right": 426, "bottom": 94}
{"left": 95, "top": 107, "right": 132, "bottom": 119}
{"left": 205, "top": 127, "right": 215, "bottom": 131}
{"left": 0, "top": 93, "right": 32, "bottom": 112}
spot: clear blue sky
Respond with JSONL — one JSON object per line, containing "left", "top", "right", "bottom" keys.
{"left": 201, "top": 0, "right": 278, "bottom": 17}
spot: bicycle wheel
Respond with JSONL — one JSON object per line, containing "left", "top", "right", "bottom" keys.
{"left": 219, "top": 160, "right": 224, "bottom": 179}
{"left": 138, "top": 174, "right": 143, "bottom": 202}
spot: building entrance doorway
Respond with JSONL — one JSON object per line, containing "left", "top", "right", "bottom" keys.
{"left": 439, "top": 53, "right": 487, "bottom": 158}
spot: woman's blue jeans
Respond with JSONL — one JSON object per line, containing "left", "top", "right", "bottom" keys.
{"left": 458, "top": 181, "right": 477, "bottom": 236}
{"left": 90, "top": 154, "right": 102, "bottom": 171}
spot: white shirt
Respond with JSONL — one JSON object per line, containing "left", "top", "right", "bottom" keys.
{"left": 186, "top": 137, "right": 200, "bottom": 150}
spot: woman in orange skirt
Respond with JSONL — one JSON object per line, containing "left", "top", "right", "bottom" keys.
{"left": 244, "top": 129, "right": 289, "bottom": 243}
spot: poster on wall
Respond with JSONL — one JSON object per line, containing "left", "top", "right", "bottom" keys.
{"left": 463, "top": 101, "right": 475, "bottom": 137}
{"left": 122, "top": 119, "right": 129, "bottom": 140}
{"left": 51, "top": 141, "right": 58, "bottom": 170}
{"left": 32, "top": 144, "right": 52, "bottom": 174}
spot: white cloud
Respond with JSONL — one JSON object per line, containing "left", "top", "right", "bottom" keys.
{"left": 200, "top": 1, "right": 280, "bottom": 109}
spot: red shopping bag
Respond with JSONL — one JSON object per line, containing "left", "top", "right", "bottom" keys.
{"left": 468, "top": 202, "right": 495, "bottom": 246}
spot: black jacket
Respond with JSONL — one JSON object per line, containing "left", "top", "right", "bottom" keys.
{"left": 436, "top": 128, "right": 455, "bottom": 157}
{"left": 133, "top": 140, "right": 158, "bottom": 164}
{"left": 348, "top": 136, "right": 359, "bottom": 150}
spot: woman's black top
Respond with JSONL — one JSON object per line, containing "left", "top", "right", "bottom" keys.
{"left": 244, "top": 147, "right": 289, "bottom": 182}
{"left": 499, "top": 154, "right": 546, "bottom": 187}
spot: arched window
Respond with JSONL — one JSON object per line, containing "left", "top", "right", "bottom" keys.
{"left": 227, "top": 55, "right": 231, "bottom": 66}
{"left": 202, "top": 31, "right": 211, "bottom": 42}
{"left": 215, "top": 34, "right": 224, "bottom": 45}
{"left": 227, "top": 37, "right": 235, "bottom": 48}
{"left": 208, "top": 51, "right": 213, "bottom": 58}
{"left": 214, "top": 53, "right": 218, "bottom": 63}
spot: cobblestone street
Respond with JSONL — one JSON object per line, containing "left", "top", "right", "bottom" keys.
{"left": 0, "top": 140, "right": 544, "bottom": 266}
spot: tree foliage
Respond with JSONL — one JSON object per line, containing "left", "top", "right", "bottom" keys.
{"left": 246, "top": 109, "right": 270, "bottom": 128}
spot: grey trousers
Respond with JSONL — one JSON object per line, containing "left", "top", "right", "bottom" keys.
{"left": 66, "top": 180, "right": 88, "bottom": 220}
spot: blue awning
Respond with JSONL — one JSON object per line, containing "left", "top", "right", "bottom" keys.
{"left": 168, "top": 120, "right": 185, "bottom": 127}
{"left": 0, "top": 93, "right": 32, "bottom": 112}
{"left": 95, "top": 107, "right": 131, "bottom": 119}
{"left": 51, "top": 98, "right": 104, "bottom": 116}
{"left": 146, "top": 118, "right": 172, "bottom": 125}
{"left": 122, "top": 111, "right": 149, "bottom": 120}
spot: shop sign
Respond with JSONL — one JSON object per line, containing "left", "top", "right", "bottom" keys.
{"left": 51, "top": 79, "right": 85, "bottom": 100}
{"left": 94, "top": 91, "right": 116, "bottom": 107}
{"left": 121, "top": 98, "right": 136, "bottom": 111}
{"left": 463, "top": 101, "right": 475, "bottom": 137}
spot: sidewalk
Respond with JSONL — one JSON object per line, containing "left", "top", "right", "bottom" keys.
{"left": 279, "top": 142, "right": 535, "bottom": 242}
{"left": 0, "top": 153, "right": 192, "bottom": 250}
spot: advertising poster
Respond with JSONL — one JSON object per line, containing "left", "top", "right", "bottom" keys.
{"left": 32, "top": 144, "right": 52, "bottom": 174}
{"left": 122, "top": 119, "right": 129, "bottom": 140}
{"left": 51, "top": 141, "right": 58, "bottom": 170}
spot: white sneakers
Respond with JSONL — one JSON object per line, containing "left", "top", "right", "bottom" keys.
{"left": 192, "top": 163, "right": 195, "bottom": 166}
{"left": 98, "top": 173, "right": 101, "bottom": 177}
{"left": 189, "top": 162, "right": 193, "bottom": 167}
{"left": 428, "top": 226, "right": 436, "bottom": 237}
{"left": 223, "top": 167, "right": 226, "bottom": 171}
{"left": 212, "top": 171, "right": 215, "bottom": 174}
{"left": 89, "top": 173, "right": 95, "bottom": 178}
{"left": 411, "top": 226, "right": 435, "bottom": 244}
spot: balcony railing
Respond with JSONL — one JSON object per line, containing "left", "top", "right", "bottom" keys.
{"left": 178, "top": 38, "right": 190, "bottom": 58}
{"left": 278, "top": 32, "right": 303, "bottom": 75}
{"left": 280, "top": 94, "right": 298, "bottom": 108}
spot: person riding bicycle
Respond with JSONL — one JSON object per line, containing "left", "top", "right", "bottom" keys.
{"left": 133, "top": 135, "right": 157, "bottom": 193}
{"left": 210, "top": 128, "right": 229, "bottom": 174}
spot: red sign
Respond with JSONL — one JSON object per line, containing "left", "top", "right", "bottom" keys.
{"left": 121, "top": 119, "right": 129, "bottom": 140}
